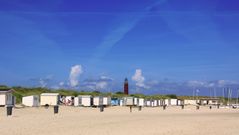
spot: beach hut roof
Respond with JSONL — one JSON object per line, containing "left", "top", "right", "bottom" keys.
{"left": 124, "top": 96, "right": 133, "bottom": 98}
{"left": 0, "top": 89, "right": 14, "bottom": 93}
{"left": 23, "top": 95, "right": 39, "bottom": 98}
{"left": 199, "top": 98, "right": 220, "bottom": 100}
{"left": 78, "top": 95, "right": 92, "bottom": 98}
{"left": 41, "top": 93, "right": 59, "bottom": 96}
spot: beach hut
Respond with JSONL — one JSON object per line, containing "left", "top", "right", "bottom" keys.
{"left": 74, "top": 97, "right": 79, "bottom": 106}
{"left": 111, "top": 98, "right": 119, "bottom": 106}
{"left": 199, "top": 98, "right": 220, "bottom": 105}
{"left": 146, "top": 100, "right": 152, "bottom": 107}
{"left": 208, "top": 98, "right": 220, "bottom": 105}
{"left": 165, "top": 99, "right": 170, "bottom": 106}
{"left": 40, "top": 93, "right": 60, "bottom": 106}
{"left": 0, "top": 89, "right": 15, "bottom": 107}
{"left": 171, "top": 99, "right": 178, "bottom": 106}
{"left": 103, "top": 96, "right": 111, "bottom": 106}
{"left": 158, "top": 100, "right": 162, "bottom": 106}
{"left": 93, "top": 96, "right": 103, "bottom": 107}
{"left": 133, "top": 98, "right": 138, "bottom": 106}
{"left": 159, "top": 99, "right": 165, "bottom": 106}
{"left": 177, "top": 99, "right": 184, "bottom": 106}
{"left": 201, "top": 100, "right": 208, "bottom": 105}
{"left": 124, "top": 97, "right": 134, "bottom": 106}
{"left": 152, "top": 100, "right": 158, "bottom": 107}
{"left": 184, "top": 100, "right": 197, "bottom": 105}
{"left": 138, "top": 98, "right": 144, "bottom": 107}
{"left": 22, "top": 95, "right": 39, "bottom": 107}
{"left": 119, "top": 99, "right": 124, "bottom": 106}
{"left": 78, "top": 95, "right": 93, "bottom": 107}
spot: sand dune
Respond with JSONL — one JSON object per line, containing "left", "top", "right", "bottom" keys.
{"left": 1, "top": 106, "right": 239, "bottom": 135}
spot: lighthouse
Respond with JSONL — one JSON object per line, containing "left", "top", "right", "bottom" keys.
{"left": 124, "top": 78, "right": 129, "bottom": 95}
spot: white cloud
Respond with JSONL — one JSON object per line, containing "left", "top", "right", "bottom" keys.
{"left": 51, "top": 85, "right": 60, "bottom": 90}
{"left": 147, "top": 80, "right": 159, "bottom": 85}
{"left": 100, "top": 76, "right": 113, "bottom": 81}
{"left": 218, "top": 80, "right": 226, "bottom": 87}
{"left": 132, "top": 69, "right": 149, "bottom": 89}
{"left": 59, "top": 81, "right": 65, "bottom": 86}
{"left": 81, "top": 75, "right": 113, "bottom": 90}
{"left": 187, "top": 80, "right": 239, "bottom": 88}
{"left": 90, "top": 1, "right": 166, "bottom": 62}
{"left": 217, "top": 80, "right": 239, "bottom": 87}
{"left": 96, "top": 81, "right": 108, "bottom": 89}
{"left": 45, "top": 75, "right": 54, "bottom": 80}
{"left": 39, "top": 78, "right": 47, "bottom": 88}
{"left": 85, "top": 85, "right": 96, "bottom": 90}
{"left": 208, "top": 82, "right": 215, "bottom": 87}
{"left": 69, "top": 65, "right": 83, "bottom": 87}
{"left": 31, "top": 75, "right": 54, "bottom": 88}
{"left": 187, "top": 80, "right": 204, "bottom": 87}
{"left": 187, "top": 80, "right": 216, "bottom": 88}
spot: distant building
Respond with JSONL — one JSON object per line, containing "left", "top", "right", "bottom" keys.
{"left": 124, "top": 78, "right": 129, "bottom": 95}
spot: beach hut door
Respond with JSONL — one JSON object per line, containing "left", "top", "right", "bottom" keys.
{"left": 79, "top": 97, "right": 82, "bottom": 105}
{"left": 6, "top": 93, "right": 13, "bottom": 105}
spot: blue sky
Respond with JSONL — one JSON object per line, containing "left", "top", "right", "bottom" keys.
{"left": 1, "top": 0, "right": 239, "bottom": 96}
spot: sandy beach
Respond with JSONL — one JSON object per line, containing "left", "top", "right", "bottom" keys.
{"left": 1, "top": 106, "right": 239, "bottom": 135}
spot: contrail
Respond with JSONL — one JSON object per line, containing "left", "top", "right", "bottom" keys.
{"left": 90, "top": 0, "right": 168, "bottom": 63}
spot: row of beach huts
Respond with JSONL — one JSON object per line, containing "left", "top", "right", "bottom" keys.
{"left": 0, "top": 90, "right": 220, "bottom": 107}
{"left": 22, "top": 94, "right": 186, "bottom": 107}
{"left": 0, "top": 89, "right": 220, "bottom": 107}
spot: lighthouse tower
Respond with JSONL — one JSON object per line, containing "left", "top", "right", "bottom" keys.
{"left": 124, "top": 78, "right": 129, "bottom": 95}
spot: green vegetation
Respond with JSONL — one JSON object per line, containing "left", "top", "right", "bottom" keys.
{"left": 0, "top": 85, "right": 10, "bottom": 90}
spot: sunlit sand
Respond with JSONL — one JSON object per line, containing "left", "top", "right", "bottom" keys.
{"left": 1, "top": 106, "right": 239, "bottom": 135}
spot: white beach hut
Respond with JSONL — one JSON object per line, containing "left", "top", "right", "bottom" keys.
{"left": 177, "top": 99, "right": 184, "bottom": 106}
{"left": 138, "top": 98, "right": 144, "bottom": 107}
{"left": 201, "top": 100, "right": 208, "bottom": 105}
{"left": 40, "top": 93, "right": 60, "bottom": 106}
{"left": 133, "top": 98, "right": 138, "bottom": 106}
{"left": 165, "top": 99, "right": 170, "bottom": 106}
{"left": 158, "top": 100, "right": 162, "bottom": 106}
{"left": 103, "top": 96, "right": 111, "bottom": 106}
{"left": 119, "top": 99, "right": 124, "bottom": 106}
{"left": 208, "top": 99, "right": 220, "bottom": 105}
{"left": 93, "top": 96, "right": 110, "bottom": 107}
{"left": 152, "top": 100, "right": 158, "bottom": 107}
{"left": 22, "top": 95, "right": 39, "bottom": 107}
{"left": 146, "top": 100, "right": 152, "bottom": 107}
{"left": 74, "top": 97, "right": 79, "bottom": 106}
{"left": 177, "top": 100, "right": 181, "bottom": 105}
{"left": 171, "top": 99, "right": 178, "bottom": 106}
{"left": 0, "top": 89, "right": 15, "bottom": 106}
{"left": 124, "top": 97, "right": 134, "bottom": 106}
{"left": 78, "top": 95, "right": 93, "bottom": 107}
{"left": 159, "top": 99, "right": 165, "bottom": 106}
{"left": 93, "top": 96, "right": 102, "bottom": 107}
{"left": 93, "top": 96, "right": 100, "bottom": 106}
{"left": 184, "top": 100, "right": 197, "bottom": 105}
{"left": 199, "top": 98, "right": 220, "bottom": 105}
